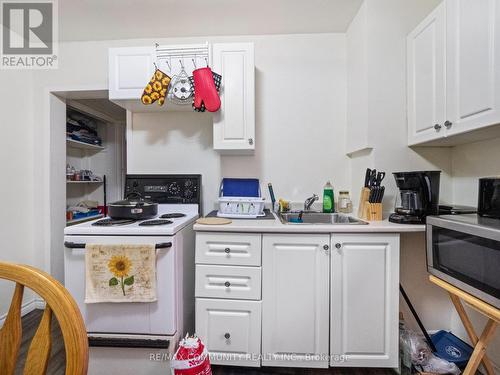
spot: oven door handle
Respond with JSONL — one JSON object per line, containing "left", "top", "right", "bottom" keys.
{"left": 64, "top": 242, "right": 172, "bottom": 249}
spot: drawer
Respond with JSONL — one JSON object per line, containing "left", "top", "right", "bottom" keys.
{"left": 196, "top": 265, "right": 261, "bottom": 300}
{"left": 196, "top": 298, "right": 261, "bottom": 367}
{"left": 196, "top": 233, "right": 262, "bottom": 266}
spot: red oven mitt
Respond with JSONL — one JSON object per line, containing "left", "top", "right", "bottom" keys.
{"left": 192, "top": 67, "right": 221, "bottom": 112}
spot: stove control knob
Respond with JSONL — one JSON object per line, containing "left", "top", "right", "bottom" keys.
{"left": 184, "top": 189, "right": 194, "bottom": 199}
{"left": 185, "top": 180, "right": 193, "bottom": 187}
{"left": 168, "top": 182, "right": 180, "bottom": 196}
{"left": 224, "top": 281, "right": 231, "bottom": 287}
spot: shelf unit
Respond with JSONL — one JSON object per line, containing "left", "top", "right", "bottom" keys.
{"left": 66, "top": 138, "right": 105, "bottom": 151}
{"left": 67, "top": 180, "right": 103, "bottom": 184}
{"left": 66, "top": 214, "right": 104, "bottom": 226}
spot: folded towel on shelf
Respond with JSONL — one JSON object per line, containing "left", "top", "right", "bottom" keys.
{"left": 85, "top": 244, "right": 157, "bottom": 303}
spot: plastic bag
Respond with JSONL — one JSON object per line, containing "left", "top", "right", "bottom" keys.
{"left": 400, "top": 322, "right": 461, "bottom": 375}
{"left": 171, "top": 335, "right": 212, "bottom": 375}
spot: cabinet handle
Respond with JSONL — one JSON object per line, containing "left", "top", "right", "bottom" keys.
{"left": 444, "top": 120, "right": 452, "bottom": 129}
{"left": 248, "top": 138, "right": 254, "bottom": 145}
{"left": 224, "top": 248, "right": 231, "bottom": 254}
{"left": 434, "top": 124, "right": 442, "bottom": 131}
{"left": 323, "top": 245, "right": 329, "bottom": 251}
{"left": 224, "top": 281, "right": 231, "bottom": 287}
{"left": 224, "top": 333, "right": 231, "bottom": 339}
{"left": 335, "top": 243, "right": 341, "bottom": 249}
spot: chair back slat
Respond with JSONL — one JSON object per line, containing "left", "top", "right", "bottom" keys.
{"left": 0, "top": 262, "right": 88, "bottom": 375}
{"left": 0, "top": 283, "right": 24, "bottom": 375}
{"left": 23, "top": 306, "right": 53, "bottom": 375}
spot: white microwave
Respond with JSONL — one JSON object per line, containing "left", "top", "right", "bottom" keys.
{"left": 426, "top": 214, "right": 500, "bottom": 309}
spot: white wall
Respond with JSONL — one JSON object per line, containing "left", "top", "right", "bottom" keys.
{"left": 127, "top": 34, "right": 348, "bottom": 213}
{"left": 0, "top": 70, "right": 37, "bottom": 317}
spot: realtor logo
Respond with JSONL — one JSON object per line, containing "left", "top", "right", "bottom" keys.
{"left": 1, "top": 0, "right": 58, "bottom": 69}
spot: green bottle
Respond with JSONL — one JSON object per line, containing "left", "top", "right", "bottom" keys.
{"left": 323, "top": 181, "right": 334, "bottom": 213}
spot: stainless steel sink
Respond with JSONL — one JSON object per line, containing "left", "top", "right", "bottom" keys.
{"left": 278, "top": 211, "right": 368, "bottom": 225}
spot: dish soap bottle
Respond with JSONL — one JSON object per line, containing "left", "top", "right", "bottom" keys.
{"left": 323, "top": 181, "right": 334, "bottom": 213}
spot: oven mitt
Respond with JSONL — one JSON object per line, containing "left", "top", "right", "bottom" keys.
{"left": 191, "top": 67, "right": 221, "bottom": 112}
{"left": 189, "top": 70, "right": 222, "bottom": 112}
{"left": 141, "top": 69, "right": 171, "bottom": 106}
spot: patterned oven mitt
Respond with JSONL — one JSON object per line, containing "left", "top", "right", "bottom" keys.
{"left": 188, "top": 69, "right": 222, "bottom": 112}
{"left": 141, "top": 69, "right": 171, "bottom": 106}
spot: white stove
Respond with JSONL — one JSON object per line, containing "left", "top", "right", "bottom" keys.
{"left": 63, "top": 175, "right": 201, "bottom": 355}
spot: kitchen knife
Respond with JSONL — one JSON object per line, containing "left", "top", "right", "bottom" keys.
{"left": 370, "top": 169, "right": 377, "bottom": 187}
{"left": 375, "top": 171, "right": 386, "bottom": 186}
{"left": 364, "top": 168, "right": 371, "bottom": 188}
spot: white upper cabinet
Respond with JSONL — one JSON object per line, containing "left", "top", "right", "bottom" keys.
{"left": 407, "top": 2, "right": 446, "bottom": 145}
{"left": 212, "top": 43, "right": 255, "bottom": 152}
{"left": 262, "top": 234, "right": 330, "bottom": 368}
{"left": 109, "top": 47, "right": 156, "bottom": 101}
{"left": 109, "top": 43, "right": 255, "bottom": 153}
{"left": 407, "top": 0, "right": 500, "bottom": 146}
{"left": 330, "top": 234, "right": 400, "bottom": 368}
{"left": 446, "top": 0, "right": 500, "bottom": 136}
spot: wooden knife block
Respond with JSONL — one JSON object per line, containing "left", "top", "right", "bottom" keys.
{"left": 358, "top": 187, "right": 383, "bottom": 221}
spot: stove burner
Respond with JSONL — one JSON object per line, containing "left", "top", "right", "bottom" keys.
{"left": 92, "top": 218, "right": 136, "bottom": 226}
{"left": 160, "top": 213, "right": 186, "bottom": 219}
{"left": 139, "top": 219, "right": 173, "bottom": 226}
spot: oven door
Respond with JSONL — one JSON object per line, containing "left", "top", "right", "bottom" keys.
{"left": 426, "top": 218, "right": 500, "bottom": 308}
{"left": 63, "top": 235, "right": 177, "bottom": 336}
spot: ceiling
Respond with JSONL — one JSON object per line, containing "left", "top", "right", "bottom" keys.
{"left": 58, "top": 0, "right": 364, "bottom": 42}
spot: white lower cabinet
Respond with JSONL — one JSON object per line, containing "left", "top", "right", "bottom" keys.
{"left": 195, "top": 231, "right": 400, "bottom": 369}
{"left": 261, "top": 234, "right": 330, "bottom": 368}
{"left": 330, "top": 234, "right": 400, "bottom": 368}
{"left": 195, "top": 298, "right": 261, "bottom": 367}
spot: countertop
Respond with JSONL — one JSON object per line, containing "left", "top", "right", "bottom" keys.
{"left": 193, "top": 212, "right": 425, "bottom": 233}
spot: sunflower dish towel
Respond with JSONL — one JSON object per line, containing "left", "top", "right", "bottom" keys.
{"left": 85, "top": 244, "right": 157, "bottom": 303}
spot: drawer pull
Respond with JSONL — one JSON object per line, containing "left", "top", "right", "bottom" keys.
{"left": 224, "top": 248, "right": 231, "bottom": 254}
{"left": 224, "top": 281, "right": 231, "bottom": 288}
{"left": 224, "top": 333, "right": 231, "bottom": 340}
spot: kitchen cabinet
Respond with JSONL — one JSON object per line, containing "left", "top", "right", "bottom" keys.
{"left": 196, "top": 298, "right": 261, "bottom": 367}
{"left": 195, "top": 231, "right": 262, "bottom": 367}
{"left": 407, "top": 0, "right": 500, "bottom": 146}
{"left": 261, "top": 234, "right": 330, "bottom": 368}
{"left": 446, "top": 0, "right": 500, "bottom": 137}
{"left": 330, "top": 234, "right": 400, "bottom": 368}
{"left": 108, "top": 46, "right": 156, "bottom": 101}
{"left": 407, "top": 2, "right": 446, "bottom": 145}
{"left": 212, "top": 43, "right": 255, "bottom": 152}
{"left": 109, "top": 43, "right": 255, "bottom": 153}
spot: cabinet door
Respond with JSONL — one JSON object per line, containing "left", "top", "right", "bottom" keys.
{"left": 109, "top": 47, "right": 156, "bottom": 100}
{"left": 446, "top": 0, "right": 500, "bottom": 136}
{"left": 407, "top": 2, "right": 446, "bottom": 145}
{"left": 262, "top": 234, "right": 330, "bottom": 368}
{"left": 212, "top": 43, "right": 255, "bottom": 152}
{"left": 196, "top": 298, "right": 261, "bottom": 367}
{"left": 330, "top": 234, "right": 400, "bottom": 368}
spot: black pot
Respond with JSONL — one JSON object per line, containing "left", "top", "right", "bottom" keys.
{"left": 108, "top": 194, "right": 158, "bottom": 220}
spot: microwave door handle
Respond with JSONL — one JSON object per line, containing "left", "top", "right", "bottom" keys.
{"left": 64, "top": 242, "right": 172, "bottom": 249}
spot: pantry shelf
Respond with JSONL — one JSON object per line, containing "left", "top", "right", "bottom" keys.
{"left": 66, "top": 214, "right": 104, "bottom": 226}
{"left": 66, "top": 138, "right": 105, "bottom": 151}
{"left": 67, "top": 180, "right": 103, "bottom": 184}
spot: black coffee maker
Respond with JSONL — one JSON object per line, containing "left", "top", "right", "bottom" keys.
{"left": 389, "top": 171, "right": 441, "bottom": 224}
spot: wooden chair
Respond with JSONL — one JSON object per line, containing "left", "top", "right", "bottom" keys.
{"left": 0, "top": 261, "right": 88, "bottom": 375}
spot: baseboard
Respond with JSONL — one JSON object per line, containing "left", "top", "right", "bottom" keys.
{"left": 0, "top": 297, "right": 45, "bottom": 327}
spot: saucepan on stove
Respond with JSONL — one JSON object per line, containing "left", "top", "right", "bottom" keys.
{"left": 108, "top": 192, "right": 158, "bottom": 220}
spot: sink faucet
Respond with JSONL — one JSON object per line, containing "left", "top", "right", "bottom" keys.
{"left": 304, "top": 194, "right": 319, "bottom": 211}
